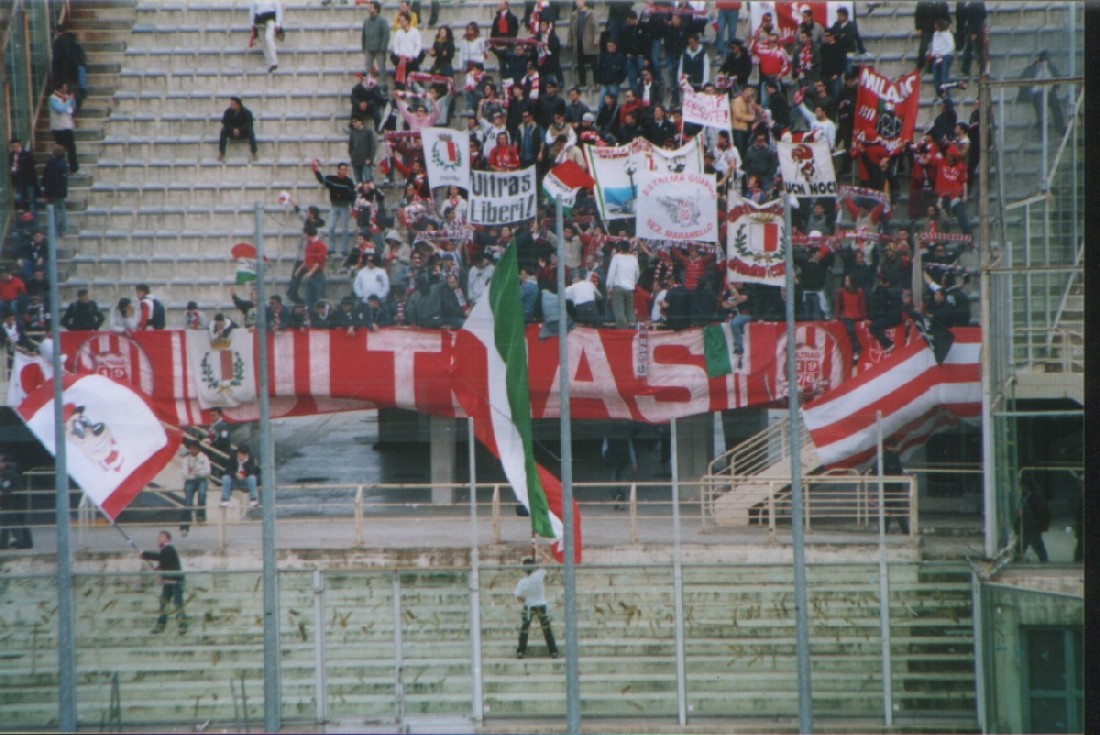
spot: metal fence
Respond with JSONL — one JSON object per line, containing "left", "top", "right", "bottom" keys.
{"left": 0, "top": 561, "right": 979, "bottom": 731}
{"left": 0, "top": 0, "right": 67, "bottom": 244}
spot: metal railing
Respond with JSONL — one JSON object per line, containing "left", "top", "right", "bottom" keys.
{"left": 0, "top": 474, "right": 938, "bottom": 556}
{"left": 701, "top": 472, "right": 919, "bottom": 540}
{"left": 706, "top": 416, "right": 813, "bottom": 478}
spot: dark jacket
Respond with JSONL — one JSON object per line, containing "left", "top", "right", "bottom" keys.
{"left": 315, "top": 171, "right": 357, "bottom": 206}
{"left": 60, "top": 299, "right": 104, "bottom": 330}
{"left": 225, "top": 456, "right": 259, "bottom": 479}
{"left": 42, "top": 153, "right": 69, "bottom": 200}
{"left": 8, "top": 149, "right": 38, "bottom": 189}
{"left": 221, "top": 105, "right": 255, "bottom": 136}
{"left": 955, "top": 1, "right": 986, "bottom": 34}
{"left": 915, "top": 1, "right": 951, "bottom": 33}
{"left": 596, "top": 50, "right": 627, "bottom": 86}
{"left": 142, "top": 543, "right": 184, "bottom": 582}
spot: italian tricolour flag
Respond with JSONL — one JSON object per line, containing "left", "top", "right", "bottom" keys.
{"left": 455, "top": 242, "right": 581, "bottom": 561}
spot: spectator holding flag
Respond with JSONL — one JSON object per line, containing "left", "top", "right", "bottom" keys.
{"left": 139, "top": 530, "right": 188, "bottom": 634}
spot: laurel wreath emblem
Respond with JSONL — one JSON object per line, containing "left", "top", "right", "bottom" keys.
{"left": 201, "top": 351, "right": 246, "bottom": 395}
{"left": 732, "top": 219, "right": 785, "bottom": 264}
{"left": 432, "top": 142, "right": 460, "bottom": 170}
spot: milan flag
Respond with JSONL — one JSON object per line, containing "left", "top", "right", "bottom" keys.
{"left": 777, "top": 139, "right": 837, "bottom": 199}
{"left": 725, "top": 194, "right": 787, "bottom": 285}
{"left": 636, "top": 171, "right": 719, "bottom": 243}
{"left": 16, "top": 374, "right": 183, "bottom": 520}
{"left": 420, "top": 127, "right": 470, "bottom": 190}
{"left": 854, "top": 67, "right": 921, "bottom": 155}
{"left": 749, "top": 2, "right": 854, "bottom": 43}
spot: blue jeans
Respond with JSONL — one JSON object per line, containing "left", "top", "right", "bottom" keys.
{"left": 932, "top": 54, "right": 953, "bottom": 97}
{"left": 716, "top": 9, "right": 739, "bottom": 52}
{"left": 49, "top": 200, "right": 67, "bottom": 236}
{"left": 649, "top": 40, "right": 663, "bottom": 84}
{"left": 601, "top": 84, "right": 623, "bottom": 104}
{"left": 730, "top": 314, "right": 753, "bottom": 353}
{"left": 353, "top": 163, "right": 374, "bottom": 186}
{"left": 626, "top": 56, "right": 644, "bottom": 94}
{"left": 946, "top": 197, "right": 971, "bottom": 235}
{"left": 802, "top": 290, "right": 829, "bottom": 320}
{"left": 221, "top": 474, "right": 258, "bottom": 503}
{"left": 304, "top": 271, "right": 327, "bottom": 312}
{"left": 329, "top": 205, "right": 351, "bottom": 255}
{"left": 182, "top": 478, "right": 208, "bottom": 527}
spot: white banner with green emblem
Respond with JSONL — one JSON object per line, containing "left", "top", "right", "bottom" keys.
{"left": 186, "top": 329, "right": 256, "bottom": 408}
{"left": 420, "top": 127, "right": 470, "bottom": 190}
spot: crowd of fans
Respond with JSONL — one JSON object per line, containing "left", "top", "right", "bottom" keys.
{"left": 5, "top": 2, "right": 1007, "bottom": 365}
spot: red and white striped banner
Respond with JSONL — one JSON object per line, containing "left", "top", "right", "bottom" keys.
{"left": 803, "top": 329, "right": 981, "bottom": 469}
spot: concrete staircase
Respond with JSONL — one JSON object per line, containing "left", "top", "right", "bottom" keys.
{"left": 51, "top": 1, "right": 1080, "bottom": 324}
{"left": 0, "top": 557, "right": 977, "bottom": 729}
{"left": 704, "top": 416, "right": 823, "bottom": 527}
{"left": 28, "top": 0, "right": 135, "bottom": 269}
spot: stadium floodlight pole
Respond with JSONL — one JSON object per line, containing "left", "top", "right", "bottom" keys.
{"left": 254, "top": 203, "right": 281, "bottom": 733}
{"left": 783, "top": 193, "right": 813, "bottom": 733}
{"left": 554, "top": 193, "right": 580, "bottom": 735}
{"left": 46, "top": 203, "right": 77, "bottom": 731}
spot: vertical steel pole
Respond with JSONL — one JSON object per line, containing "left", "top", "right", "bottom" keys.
{"left": 555, "top": 195, "right": 580, "bottom": 735}
{"left": 979, "top": 79, "right": 997, "bottom": 559}
{"left": 467, "top": 418, "right": 484, "bottom": 724}
{"left": 313, "top": 569, "right": 327, "bottom": 725}
{"left": 783, "top": 194, "right": 813, "bottom": 732}
{"left": 47, "top": 204, "right": 76, "bottom": 731}
{"left": 254, "top": 203, "right": 281, "bottom": 732}
{"left": 875, "top": 412, "right": 894, "bottom": 727}
{"left": 392, "top": 572, "right": 405, "bottom": 727}
{"left": 670, "top": 418, "right": 687, "bottom": 725}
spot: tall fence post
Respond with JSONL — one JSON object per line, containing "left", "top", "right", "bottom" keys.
{"left": 312, "top": 569, "right": 327, "bottom": 725}
{"left": 392, "top": 572, "right": 405, "bottom": 728}
{"left": 491, "top": 485, "right": 501, "bottom": 545}
{"left": 354, "top": 486, "right": 364, "bottom": 548}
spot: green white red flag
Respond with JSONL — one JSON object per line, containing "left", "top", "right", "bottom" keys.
{"left": 455, "top": 242, "right": 581, "bottom": 561}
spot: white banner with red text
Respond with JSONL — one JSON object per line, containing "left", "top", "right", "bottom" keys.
{"left": 636, "top": 171, "right": 720, "bottom": 243}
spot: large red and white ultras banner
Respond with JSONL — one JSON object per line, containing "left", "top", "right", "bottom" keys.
{"left": 31, "top": 325, "right": 979, "bottom": 430}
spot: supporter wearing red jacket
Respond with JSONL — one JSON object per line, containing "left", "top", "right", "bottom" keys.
{"left": 930, "top": 145, "right": 970, "bottom": 235}
{"left": 835, "top": 273, "right": 867, "bottom": 364}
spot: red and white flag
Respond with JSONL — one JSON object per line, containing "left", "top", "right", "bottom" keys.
{"left": 854, "top": 66, "right": 922, "bottom": 155}
{"left": 802, "top": 329, "right": 981, "bottom": 469}
{"left": 16, "top": 374, "right": 183, "bottom": 520}
{"left": 725, "top": 194, "right": 787, "bottom": 285}
{"left": 749, "top": 2, "right": 854, "bottom": 44}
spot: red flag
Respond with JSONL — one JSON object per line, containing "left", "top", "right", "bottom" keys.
{"left": 854, "top": 67, "right": 921, "bottom": 155}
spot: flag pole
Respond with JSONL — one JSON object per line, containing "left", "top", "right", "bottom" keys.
{"left": 554, "top": 193, "right": 580, "bottom": 735}
{"left": 783, "top": 193, "right": 813, "bottom": 732}
{"left": 254, "top": 203, "right": 281, "bottom": 733}
{"left": 46, "top": 203, "right": 77, "bottom": 731}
